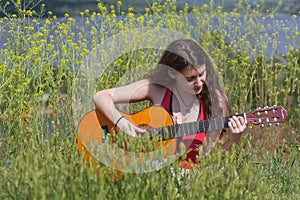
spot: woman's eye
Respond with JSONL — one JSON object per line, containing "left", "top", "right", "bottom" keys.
{"left": 186, "top": 77, "right": 194, "bottom": 82}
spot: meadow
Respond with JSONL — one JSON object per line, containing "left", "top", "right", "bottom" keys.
{"left": 0, "top": 0, "right": 299, "bottom": 199}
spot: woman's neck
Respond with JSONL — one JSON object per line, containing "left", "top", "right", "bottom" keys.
{"left": 173, "top": 85, "right": 197, "bottom": 114}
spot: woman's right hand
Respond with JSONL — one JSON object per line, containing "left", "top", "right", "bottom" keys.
{"left": 116, "top": 117, "right": 146, "bottom": 137}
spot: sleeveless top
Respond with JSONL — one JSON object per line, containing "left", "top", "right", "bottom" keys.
{"left": 160, "top": 88, "right": 207, "bottom": 169}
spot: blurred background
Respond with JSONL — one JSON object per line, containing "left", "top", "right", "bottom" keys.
{"left": 1, "top": 0, "right": 300, "bottom": 17}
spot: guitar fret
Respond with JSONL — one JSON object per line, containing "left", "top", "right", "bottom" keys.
{"left": 207, "top": 120, "right": 212, "bottom": 132}
{"left": 201, "top": 120, "right": 206, "bottom": 132}
{"left": 167, "top": 126, "right": 173, "bottom": 140}
{"left": 181, "top": 123, "right": 185, "bottom": 137}
{"left": 177, "top": 124, "right": 182, "bottom": 137}
{"left": 192, "top": 121, "right": 197, "bottom": 134}
{"left": 198, "top": 120, "right": 201, "bottom": 132}
{"left": 214, "top": 118, "right": 217, "bottom": 130}
{"left": 186, "top": 123, "right": 190, "bottom": 137}
{"left": 209, "top": 119, "right": 214, "bottom": 131}
{"left": 206, "top": 120, "right": 211, "bottom": 132}
{"left": 172, "top": 126, "right": 177, "bottom": 138}
{"left": 160, "top": 130, "right": 164, "bottom": 140}
{"left": 172, "top": 124, "right": 176, "bottom": 137}
{"left": 175, "top": 124, "right": 178, "bottom": 135}
{"left": 183, "top": 123, "right": 188, "bottom": 137}
{"left": 167, "top": 126, "right": 173, "bottom": 139}
{"left": 179, "top": 124, "right": 184, "bottom": 137}
{"left": 160, "top": 130, "right": 164, "bottom": 139}
{"left": 182, "top": 124, "right": 186, "bottom": 136}
{"left": 218, "top": 118, "right": 223, "bottom": 130}
{"left": 185, "top": 124, "right": 190, "bottom": 135}
{"left": 207, "top": 120, "right": 211, "bottom": 132}
{"left": 218, "top": 117, "right": 223, "bottom": 129}
{"left": 180, "top": 124, "right": 184, "bottom": 137}
{"left": 216, "top": 118, "right": 221, "bottom": 130}
{"left": 224, "top": 116, "right": 229, "bottom": 128}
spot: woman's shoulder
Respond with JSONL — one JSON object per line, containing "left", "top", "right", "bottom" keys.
{"left": 147, "top": 80, "right": 170, "bottom": 104}
{"left": 125, "top": 79, "right": 170, "bottom": 104}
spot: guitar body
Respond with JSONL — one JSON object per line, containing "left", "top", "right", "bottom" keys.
{"left": 77, "top": 106, "right": 176, "bottom": 167}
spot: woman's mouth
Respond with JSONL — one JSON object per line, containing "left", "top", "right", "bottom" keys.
{"left": 193, "top": 87, "right": 201, "bottom": 94}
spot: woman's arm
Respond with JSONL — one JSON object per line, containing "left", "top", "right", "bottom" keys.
{"left": 93, "top": 79, "right": 153, "bottom": 136}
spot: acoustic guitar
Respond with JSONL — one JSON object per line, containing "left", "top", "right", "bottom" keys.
{"left": 77, "top": 105, "right": 288, "bottom": 174}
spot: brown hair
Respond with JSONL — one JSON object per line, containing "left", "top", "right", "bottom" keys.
{"left": 148, "top": 39, "right": 230, "bottom": 118}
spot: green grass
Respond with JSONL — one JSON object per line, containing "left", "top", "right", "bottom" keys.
{"left": 0, "top": 0, "right": 299, "bottom": 199}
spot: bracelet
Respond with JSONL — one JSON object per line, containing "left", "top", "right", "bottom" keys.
{"left": 114, "top": 116, "right": 124, "bottom": 127}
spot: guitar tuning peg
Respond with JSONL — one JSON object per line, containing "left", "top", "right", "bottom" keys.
{"left": 264, "top": 106, "right": 269, "bottom": 108}
{"left": 260, "top": 124, "right": 265, "bottom": 128}
{"left": 275, "top": 123, "right": 280, "bottom": 126}
{"left": 267, "top": 123, "right": 272, "bottom": 127}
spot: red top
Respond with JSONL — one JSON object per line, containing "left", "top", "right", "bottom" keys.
{"left": 160, "top": 88, "right": 206, "bottom": 169}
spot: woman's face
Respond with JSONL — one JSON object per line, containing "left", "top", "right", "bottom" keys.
{"left": 174, "top": 64, "right": 207, "bottom": 95}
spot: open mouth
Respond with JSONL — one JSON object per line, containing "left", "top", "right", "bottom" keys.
{"left": 193, "top": 87, "right": 201, "bottom": 94}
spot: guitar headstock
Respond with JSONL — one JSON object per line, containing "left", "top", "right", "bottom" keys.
{"left": 245, "top": 106, "right": 288, "bottom": 127}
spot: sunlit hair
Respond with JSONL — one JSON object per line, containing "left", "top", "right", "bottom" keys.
{"left": 148, "top": 38, "right": 230, "bottom": 118}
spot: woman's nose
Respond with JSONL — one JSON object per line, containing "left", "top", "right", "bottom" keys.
{"left": 194, "top": 76, "right": 204, "bottom": 86}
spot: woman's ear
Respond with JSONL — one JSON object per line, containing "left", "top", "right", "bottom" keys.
{"left": 167, "top": 69, "right": 176, "bottom": 79}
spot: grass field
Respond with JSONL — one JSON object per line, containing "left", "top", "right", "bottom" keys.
{"left": 0, "top": 0, "right": 299, "bottom": 199}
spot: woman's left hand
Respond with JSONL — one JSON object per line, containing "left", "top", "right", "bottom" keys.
{"left": 228, "top": 115, "right": 247, "bottom": 141}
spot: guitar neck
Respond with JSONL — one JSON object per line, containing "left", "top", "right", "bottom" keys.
{"left": 148, "top": 114, "right": 244, "bottom": 141}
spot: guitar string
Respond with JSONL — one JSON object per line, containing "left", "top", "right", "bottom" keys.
{"left": 150, "top": 117, "right": 228, "bottom": 140}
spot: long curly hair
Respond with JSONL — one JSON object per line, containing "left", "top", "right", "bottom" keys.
{"left": 148, "top": 38, "right": 230, "bottom": 118}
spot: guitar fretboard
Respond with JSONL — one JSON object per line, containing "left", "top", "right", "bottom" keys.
{"left": 147, "top": 116, "right": 235, "bottom": 141}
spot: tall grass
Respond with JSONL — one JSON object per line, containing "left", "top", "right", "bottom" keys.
{"left": 0, "top": 0, "right": 299, "bottom": 199}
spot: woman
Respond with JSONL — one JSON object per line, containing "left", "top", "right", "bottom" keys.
{"left": 93, "top": 39, "right": 246, "bottom": 168}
